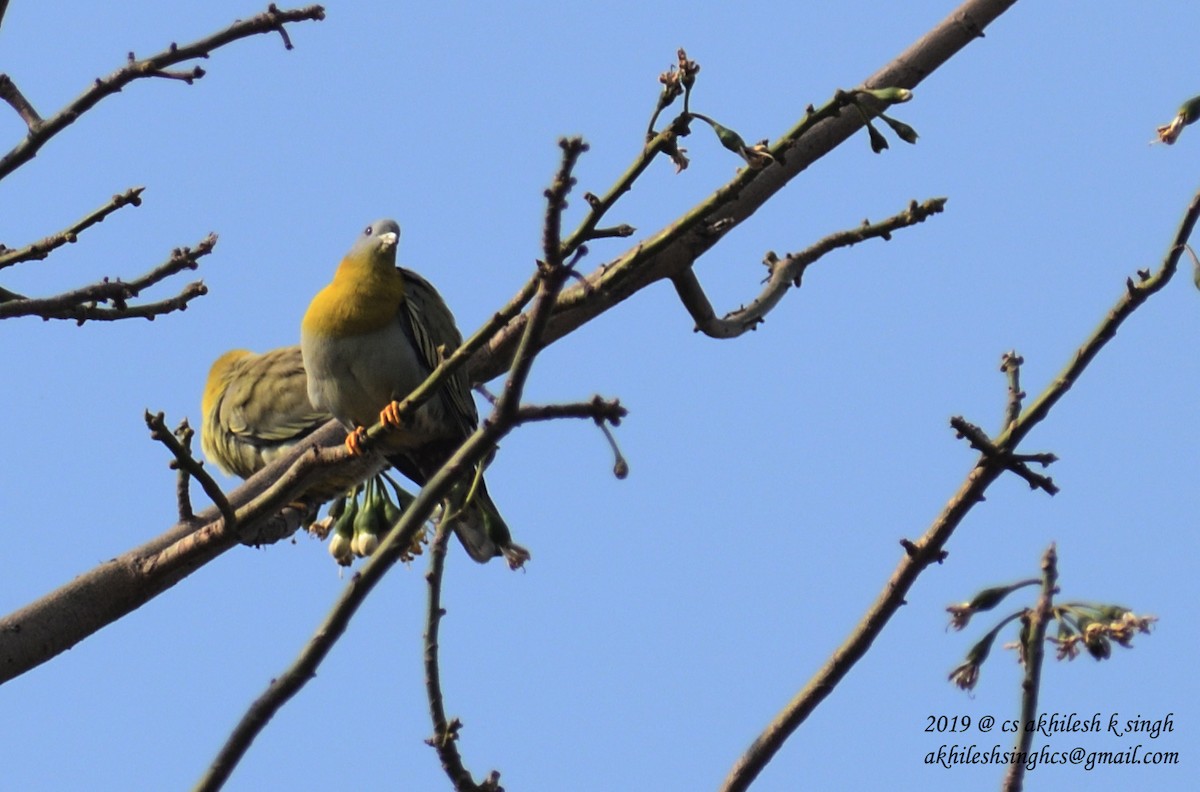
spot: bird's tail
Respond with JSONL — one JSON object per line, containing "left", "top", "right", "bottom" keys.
{"left": 446, "top": 474, "right": 529, "bottom": 569}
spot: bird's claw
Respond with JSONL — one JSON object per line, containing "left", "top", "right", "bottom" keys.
{"left": 345, "top": 426, "right": 368, "bottom": 456}
{"left": 380, "top": 400, "right": 405, "bottom": 429}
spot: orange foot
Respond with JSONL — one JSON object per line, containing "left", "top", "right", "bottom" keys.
{"left": 380, "top": 400, "right": 405, "bottom": 429}
{"left": 345, "top": 426, "right": 368, "bottom": 456}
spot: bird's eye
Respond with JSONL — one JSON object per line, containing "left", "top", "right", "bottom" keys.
{"left": 363, "top": 225, "right": 373, "bottom": 237}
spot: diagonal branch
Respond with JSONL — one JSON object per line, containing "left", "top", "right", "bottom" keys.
{"left": 673, "top": 197, "right": 946, "bottom": 338}
{"left": 194, "top": 392, "right": 625, "bottom": 790}
{"left": 0, "top": 4, "right": 325, "bottom": 181}
{"left": 145, "top": 411, "right": 236, "bottom": 535}
{"left": 0, "top": 73, "right": 43, "bottom": 128}
{"left": 495, "top": 137, "right": 589, "bottom": 424}
{"left": 0, "top": 234, "right": 216, "bottom": 323}
{"left": 0, "top": 187, "right": 144, "bottom": 269}
{"left": 0, "top": 0, "right": 1017, "bottom": 695}
{"left": 718, "top": 179, "right": 1200, "bottom": 792}
{"left": 950, "top": 416, "right": 1058, "bottom": 495}
{"left": 194, "top": 140, "right": 610, "bottom": 792}
{"left": 467, "top": 0, "right": 1017, "bottom": 383}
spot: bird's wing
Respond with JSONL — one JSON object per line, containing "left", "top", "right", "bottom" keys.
{"left": 222, "top": 346, "right": 330, "bottom": 446}
{"left": 398, "top": 267, "right": 479, "bottom": 437}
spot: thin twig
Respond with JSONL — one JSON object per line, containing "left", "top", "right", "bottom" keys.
{"left": 146, "top": 412, "right": 236, "bottom": 536}
{"left": 514, "top": 396, "right": 625, "bottom": 425}
{"left": 1002, "top": 544, "right": 1058, "bottom": 792}
{"left": 0, "top": 234, "right": 215, "bottom": 323}
{"left": 1000, "top": 351, "right": 1025, "bottom": 431}
{"left": 0, "top": 73, "right": 43, "bottom": 129}
{"left": 673, "top": 198, "right": 946, "bottom": 338}
{"left": 719, "top": 182, "right": 1200, "bottom": 792}
{"left": 173, "top": 419, "right": 198, "bottom": 523}
{"left": 494, "top": 137, "right": 589, "bottom": 424}
{"left": 466, "top": 0, "right": 1012, "bottom": 383}
{"left": 0, "top": 280, "right": 206, "bottom": 323}
{"left": 0, "top": 187, "right": 145, "bottom": 269}
{"left": 197, "top": 386, "right": 600, "bottom": 789}
{"left": 0, "top": 0, "right": 1016, "bottom": 701}
{"left": 950, "top": 417, "right": 1058, "bottom": 495}
{"left": 422, "top": 521, "right": 481, "bottom": 791}
{"left": 0, "top": 4, "right": 325, "bottom": 181}
{"left": 197, "top": 141, "right": 606, "bottom": 791}
{"left": 560, "top": 126, "right": 675, "bottom": 260}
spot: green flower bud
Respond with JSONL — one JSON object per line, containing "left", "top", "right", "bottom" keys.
{"left": 866, "top": 122, "right": 889, "bottom": 153}
{"left": 1179, "top": 94, "right": 1200, "bottom": 125}
{"left": 352, "top": 491, "right": 383, "bottom": 558}
{"left": 880, "top": 114, "right": 919, "bottom": 144}
{"left": 861, "top": 87, "right": 913, "bottom": 104}
{"left": 708, "top": 119, "right": 748, "bottom": 154}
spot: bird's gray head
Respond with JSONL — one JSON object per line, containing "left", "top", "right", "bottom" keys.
{"left": 346, "top": 218, "right": 401, "bottom": 265}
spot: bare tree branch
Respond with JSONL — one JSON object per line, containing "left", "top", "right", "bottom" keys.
{"left": 0, "top": 234, "right": 215, "bottom": 323}
{"left": 1002, "top": 544, "right": 1057, "bottom": 792}
{"left": 0, "top": 420, "right": 381, "bottom": 683}
{"left": 0, "top": 0, "right": 1014, "bottom": 692}
{"left": 422, "top": 522, "right": 481, "bottom": 792}
{"left": 0, "top": 4, "right": 325, "bottom": 181}
{"left": 466, "top": 0, "right": 1019, "bottom": 384}
{"left": 146, "top": 411, "right": 236, "bottom": 536}
{"left": 672, "top": 197, "right": 946, "bottom": 338}
{"left": 950, "top": 416, "right": 1058, "bottom": 495}
{"left": 0, "top": 73, "right": 43, "bottom": 128}
{"left": 0, "top": 187, "right": 144, "bottom": 269}
{"left": 1000, "top": 351, "right": 1025, "bottom": 431}
{"left": 718, "top": 181, "right": 1200, "bottom": 792}
{"left": 171, "top": 420, "right": 199, "bottom": 523}
{"left": 196, "top": 137, "right": 605, "bottom": 791}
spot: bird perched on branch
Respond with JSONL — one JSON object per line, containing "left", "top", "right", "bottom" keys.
{"left": 301, "top": 219, "right": 527, "bottom": 567}
{"left": 201, "top": 346, "right": 329, "bottom": 479}
{"left": 200, "top": 345, "right": 424, "bottom": 564}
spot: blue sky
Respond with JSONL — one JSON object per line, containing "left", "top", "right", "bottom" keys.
{"left": 2, "top": 2, "right": 1197, "bottom": 790}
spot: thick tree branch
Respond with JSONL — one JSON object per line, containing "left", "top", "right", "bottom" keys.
{"left": 0, "top": 187, "right": 144, "bottom": 269}
{"left": 196, "top": 138, "right": 605, "bottom": 790}
{"left": 197, "top": 389, "right": 627, "bottom": 791}
{"left": 0, "top": 420, "right": 383, "bottom": 684}
{"left": 673, "top": 197, "right": 946, "bottom": 338}
{"left": 0, "top": 0, "right": 1015, "bottom": 693}
{"left": 467, "top": 0, "right": 1018, "bottom": 383}
{"left": 0, "top": 4, "right": 325, "bottom": 181}
{"left": 718, "top": 179, "right": 1200, "bottom": 792}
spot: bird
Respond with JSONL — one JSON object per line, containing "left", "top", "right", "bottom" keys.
{"left": 301, "top": 219, "right": 527, "bottom": 567}
{"left": 201, "top": 346, "right": 329, "bottom": 479}
{"left": 200, "top": 345, "right": 427, "bottom": 565}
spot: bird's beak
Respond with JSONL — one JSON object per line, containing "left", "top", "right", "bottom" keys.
{"left": 379, "top": 232, "right": 398, "bottom": 251}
